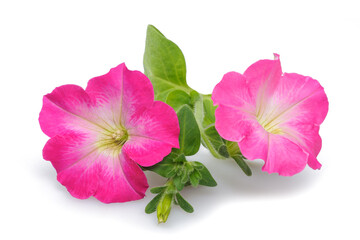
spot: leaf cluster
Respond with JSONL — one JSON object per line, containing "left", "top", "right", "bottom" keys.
{"left": 143, "top": 25, "right": 253, "bottom": 223}
{"left": 144, "top": 25, "right": 231, "bottom": 160}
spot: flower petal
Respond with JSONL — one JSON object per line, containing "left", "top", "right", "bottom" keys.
{"left": 214, "top": 105, "right": 258, "bottom": 142}
{"left": 123, "top": 101, "right": 180, "bottom": 167}
{"left": 43, "top": 131, "right": 148, "bottom": 202}
{"left": 238, "top": 124, "right": 269, "bottom": 161}
{"left": 263, "top": 134, "right": 308, "bottom": 176}
{"left": 94, "top": 152, "right": 148, "bottom": 203}
{"left": 39, "top": 85, "right": 103, "bottom": 138}
{"left": 243, "top": 54, "right": 282, "bottom": 103}
{"left": 238, "top": 128, "right": 308, "bottom": 176}
{"left": 272, "top": 73, "right": 329, "bottom": 169}
{"left": 212, "top": 72, "right": 255, "bottom": 108}
{"left": 85, "top": 63, "right": 155, "bottom": 126}
{"left": 43, "top": 132, "right": 100, "bottom": 199}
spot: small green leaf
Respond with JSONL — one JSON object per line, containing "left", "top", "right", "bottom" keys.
{"left": 177, "top": 105, "right": 201, "bottom": 156}
{"left": 232, "top": 155, "right": 252, "bottom": 176}
{"left": 173, "top": 153, "right": 186, "bottom": 163}
{"left": 166, "top": 90, "right": 192, "bottom": 112}
{"left": 203, "top": 125, "right": 230, "bottom": 158}
{"left": 175, "top": 193, "right": 194, "bottom": 213}
{"left": 192, "top": 161, "right": 204, "bottom": 170}
{"left": 173, "top": 176, "right": 184, "bottom": 191}
{"left": 202, "top": 94, "right": 216, "bottom": 128}
{"left": 180, "top": 168, "right": 189, "bottom": 184}
{"left": 189, "top": 172, "right": 200, "bottom": 187}
{"left": 150, "top": 186, "right": 166, "bottom": 194}
{"left": 190, "top": 93, "right": 230, "bottom": 159}
{"left": 145, "top": 152, "right": 180, "bottom": 178}
{"left": 145, "top": 193, "right": 163, "bottom": 214}
{"left": 195, "top": 161, "right": 217, "bottom": 187}
{"left": 192, "top": 168, "right": 202, "bottom": 179}
{"left": 226, "top": 141, "right": 252, "bottom": 176}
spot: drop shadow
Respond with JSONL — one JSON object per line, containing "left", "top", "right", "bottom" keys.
{"left": 31, "top": 147, "right": 321, "bottom": 229}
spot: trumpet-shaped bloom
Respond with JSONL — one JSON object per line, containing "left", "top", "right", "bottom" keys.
{"left": 212, "top": 54, "right": 328, "bottom": 176}
{"left": 39, "top": 63, "right": 179, "bottom": 203}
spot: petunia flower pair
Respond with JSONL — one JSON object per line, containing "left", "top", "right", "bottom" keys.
{"left": 39, "top": 54, "right": 328, "bottom": 204}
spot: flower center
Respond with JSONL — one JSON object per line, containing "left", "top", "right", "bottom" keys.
{"left": 111, "top": 129, "right": 128, "bottom": 144}
{"left": 256, "top": 109, "right": 283, "bottom": 135}
{"left": 96, "top": 127, "right": 129, "bottom": 153}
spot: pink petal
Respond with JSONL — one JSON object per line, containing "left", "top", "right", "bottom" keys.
{"left": 238, "top": 126, "right": 308, "bottom": 176}
{"left": 43, "top": 131, "right": 148, "bottom": 202}
{"left": 94, "top": 152, "right": 148, "bottom": 203}
{"left": 272, "top": 73, "right": 329, "bottom": 169}
{"left": 214, "top": 105, "right": 258, "bottom": 142}
{"left": 238, "top": 124, "right": 269, "bottom": 161}
{"left": 212, "top": 72, "right": 255, "bottom": 108}
{"left": 39, "top": 85, "right": 102, "bottom": 138}
{"left": 243, "top": 54, "right": 282, "bottom": 104}
{"left": 85, "top": 63, "right": 155, "bottom": 126}
{"left": 262, "top": 134, "right": 309, "bottom": 176}
{"left": 123, "top": 101, "right": 180, "bottom": 167}
{"left": 43, "top": 132, "right": 100, "bottom": 199}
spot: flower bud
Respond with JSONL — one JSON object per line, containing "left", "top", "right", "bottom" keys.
{"left": 157, "top": 193, "right": 174, "bottom": 223}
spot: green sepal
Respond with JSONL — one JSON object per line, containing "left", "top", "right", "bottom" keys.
{"left": 145, "top": 153, "right": 177, "bottom": 178}
{"left": 189, "top": 170, "right": 201, "bottom": 187}
{"left": 202, "top": 94, "right": 216, "bottom": 127}
{"left": 145, "top": 193, "right": 163, "bottom": 214}
{"left": 232, "top": 155, "right": 252, "bottom": 176}
{"left": 175, "top": 193, "right": 194, "bottom": 213}
{"left": 203, "top": 125, "right": 230, "bottom": 158}
{"left": 173, "top": 175, "right": 184, "bottom": 191}
{"left": 150, "top": 186, "right": 166, "bottom": 194}
{"left": 226, "top": 141, "right": 252, "bottom": 176}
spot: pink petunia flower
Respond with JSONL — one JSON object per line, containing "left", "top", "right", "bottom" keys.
{"left": 39, "top": 63, "right": 180, "bottom": 203}
{"left": 212, "top": 54, "right": 328, "bottom": 176}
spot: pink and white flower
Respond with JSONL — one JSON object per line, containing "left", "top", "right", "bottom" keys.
{"left": 39, "top": 63, "right": 179, "bottom": 203}
{"left": 212, "top": 54, "right": 328, "bottom": 176}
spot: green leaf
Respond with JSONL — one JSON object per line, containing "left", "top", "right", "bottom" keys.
{"left": 144, "top": 25, "right": 191, "bottom": 101}
{"left": 232, "top": 155, "right": 252, "bottom": 176}
{"left": 189, "top": 171, "right": 200, "bottom": 187}
{"left": 173, "top": 175, "right": 184, "bottom": 191}
{"left": 202, "top": 94, "right": 216, "bottom": 128}
{"left": 194, "top": 161, "right": 217, "bottom": 187}
{"left": 191, "top": 93, "right": 230, "bottom": 159}
{"left": 143, "top": 25, "right": 230, "bottom": 160}
{"left": 180, "top": 172, "right": 189, "bottom": 184}
{"left": 226, "top": 141, "right": 252, "bottom": 176}
{"left": 177, "top": 105, "right": 201, "bottom": 156}
{"left": 150, "top": 186, "right": 166, "bottom": 194}
{"left": 173, "top": 153, "right": 186, "bottom": 163}
{"left": 166, "top": 90, "right": 192, "bottom": 112}
{"left": 145, "top": 193, "right": 163, "bottom": 214}
{"left": 203, "top": 125, "right": 230, "bottom": 158}
{"left": 145, "top": 152, "right": 179, "bottom": 178}
{"left": 175, "top": 193, "right": 194, "bottom": 213}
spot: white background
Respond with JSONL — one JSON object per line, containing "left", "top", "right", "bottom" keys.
{"left": 1, "top": 0, "right": 359, "bottom": 239}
